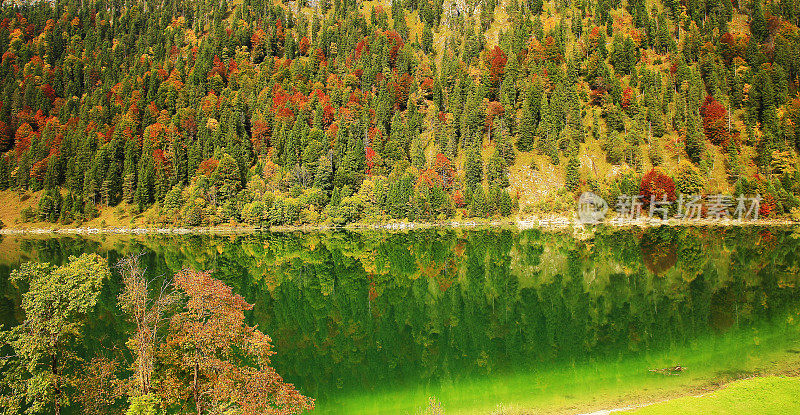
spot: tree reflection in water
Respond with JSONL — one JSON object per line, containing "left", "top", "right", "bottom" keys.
{"left": 1, "top": 226, "right": 799, "bottom": 411}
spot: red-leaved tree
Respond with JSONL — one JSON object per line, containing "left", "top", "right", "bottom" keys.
{"left": 485, "top": 46, "right": 507, "bottom": 97}
{"left": 196, "top": 158, "right": 219, "bottom": 176}
{"left": 365, "top": 146, "right": 376, "bottom": 175}
{"left": 699, "top": 95, "right": 729, "bottom": 145}
{"left": 433, "top": 153, "right": 455, "bottom": 189}
{"left": 160, "top": 270, "right": 314, "bottom": 415}
{"left": 251, "top": 120, "right": 271, "bottom": 154}
{"left": 621, "top": 87, "right": 635, "bottom": 111}
{"left": 639, "top": 169, "right": 676, "bottom": 209}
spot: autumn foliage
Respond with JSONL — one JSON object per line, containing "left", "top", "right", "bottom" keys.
{"left": 197, "top": 158, "right": 219, "bottom": 176}
{"left": 0, "top": 0, "right": 796, "bottom": 226}
{"left": 639, "top": 169, "right": 676, "bottom": 208}
{"left": 485, "top": 46, "right": 507, "bottom": 95}
{"left": 365, "top": 146, "right": 376, "bottom": 175}
{"left": 433, "top": 153, "right": 456, "bottom": 189}
{"left": 621, "top": 87, "right": 635, "bottom": 111}
{"left": 161, "top": 270, "right": 315, "bottom": 415}
{"left": 699, "top": 95, "right": 729, "bottom": 146}
{"left": 759, "top": 194, "right": 776, "bottom": 217}
{"left": 719, "top": 33, "right": 748, "bottom": 64}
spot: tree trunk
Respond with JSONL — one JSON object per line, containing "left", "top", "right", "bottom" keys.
{"left": 194, "top": 357, "right": 200, "bottom": 415}
{"left": 52, "top": 354, "right": 60, "bottom": 415}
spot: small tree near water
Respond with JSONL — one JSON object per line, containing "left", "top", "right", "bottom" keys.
{"left": 159, "top": 269, "right": 314, "bottom": 415}
{"left": 0, "top": 254, "right": 110, "bottom": 415}
{"left": 117, "top": 254, "right": 180, "bottom": 398}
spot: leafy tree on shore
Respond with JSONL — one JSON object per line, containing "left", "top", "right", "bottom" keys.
{"left": 0, "top": 254, "right": 110, "bottom": 415}
{"left": 117, "top": 255, "right": 180, "bottom": 398}
{"left": 160, "top": 269, "right": 314, "bottom": 415}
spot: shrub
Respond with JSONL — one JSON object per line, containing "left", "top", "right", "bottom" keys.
{"left": 299, "top": 206, "right": 321, "bottom": 224}
{"left": 126, "top": 394, "right": 161, "bottom": 415}
{"left": 649, "top": 139, "right": 664, "bottom": 166}
{"left": 336, "top": 196, "right": 364, "bottom": 224}
{"left": 241, "top": 201, "right": 265, "bottom": 225}
{"left": 790, "top": 207, "right": 800, "bottom": 221}
{"left": 21, "top": 206, "right": 37, "bottom": 222}
{"left": 675, "top": 161, "right": 705, "bottom": 195}
{"left": 185, "top": 199, "right": 205, "bottom": 226}
{"left": 604, "top": 132, "right": 625, "bottom": 164}
{"left": 605, "top": 170, "right": 641, "bottom": 204}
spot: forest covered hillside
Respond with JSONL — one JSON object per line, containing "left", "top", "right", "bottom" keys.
{"left": 0, "top": 0, "right": 799, "bottom": 228}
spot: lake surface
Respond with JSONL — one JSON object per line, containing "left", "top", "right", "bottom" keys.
{"left": 2, "top": 226, "right": 800, "bottom": 414}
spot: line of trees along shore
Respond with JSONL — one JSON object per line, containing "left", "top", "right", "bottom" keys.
{"left": 1, "top": 0, "right": 800, "bottom": 226}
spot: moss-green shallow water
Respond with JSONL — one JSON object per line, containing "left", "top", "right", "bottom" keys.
{"left": 327, "top": 311, "right": 800, "bottom": 414}
{"left": 1, "top": 226, "right": 800, "bottom": 414}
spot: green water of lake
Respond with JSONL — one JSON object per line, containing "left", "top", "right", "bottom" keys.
{"left": 1, "top": 226, "right": 800, "bottom": 414}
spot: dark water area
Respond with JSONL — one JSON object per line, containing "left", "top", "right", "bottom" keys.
{"left": 1, "top": 226, "right": 800, "bottom": 414}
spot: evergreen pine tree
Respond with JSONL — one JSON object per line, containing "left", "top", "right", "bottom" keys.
{"left": 751, "top": 0, "right": 768, "bottom": 42}
{"left": 517, "top": 97, "right": 537, "bottom": 152}
{"left": 0, "top": 156, "right": 9, "bottom": 190}
{"left": 412, "top": 137, "right": 426, "bottom": 169}
{"left": 469, "top": 185, "right": 488, "bottom": 217}
{"left": 464, "top": 144, "right": 484, "bottom": 192}
{"left": 122, "top": 138, "right": 138, "bottom": 204}
{"left": 486, "top": 149, "right": 510, "bottom": 188}
{"left": 213, "top": 153, "right": 242, "bottom": 202}
{"left": 314, "top": 154, "right": 335, "bottom": 199}
{"left": 565, "top": 155, "right": 580, "bottom": 191}
{"left": 135, "top": 139, "right": 156, "bottom": 210}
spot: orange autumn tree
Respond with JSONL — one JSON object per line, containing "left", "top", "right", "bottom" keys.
{"left": 159, "top": 270, "right": 314, "bottom": 415}
{"left": 699, "top": 95, "right": 729, "bottom": 145}
{"left": 484, "top": 45, "right": 507, "bottom": 97}
{"left": 639, "top": 168, "right": 676, "bottom": 209}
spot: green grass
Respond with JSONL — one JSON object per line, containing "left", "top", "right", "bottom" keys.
{"left": 631, "top": 376, "right": 800, "bottom": 415}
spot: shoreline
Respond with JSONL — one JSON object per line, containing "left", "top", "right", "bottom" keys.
{"left": 566, "top": 356, "right": 800, "bottom": 415}
{"left": 1, "top": 215, "right": 798, "bottom": 235}
{"left": 574, "top": 375, "right": 799, "bottom": 415}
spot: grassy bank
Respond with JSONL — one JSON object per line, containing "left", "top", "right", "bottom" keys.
{"left": 629, "top": 376, "right": 800, "bottom": 415}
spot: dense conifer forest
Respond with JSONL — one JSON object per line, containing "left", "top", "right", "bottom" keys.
{"left": 0, "top": 0, "right": 799, "bottom": 227}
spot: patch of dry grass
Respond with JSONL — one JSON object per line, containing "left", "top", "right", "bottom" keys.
{"left": 0, "top": 190, "right": 43, "bottom": 229}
